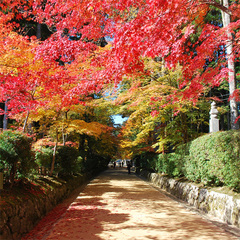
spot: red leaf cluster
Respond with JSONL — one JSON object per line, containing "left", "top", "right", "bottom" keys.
{"left": 0, "top": 0, "right": 239, "bottom": 118}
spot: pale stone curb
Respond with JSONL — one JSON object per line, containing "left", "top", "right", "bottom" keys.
{"left": 138, "top": 170, "right": 240, "bottom": 228}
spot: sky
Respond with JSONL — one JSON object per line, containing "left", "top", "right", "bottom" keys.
{"left": 112, "top": 114, "right": 128, "bottom": 125}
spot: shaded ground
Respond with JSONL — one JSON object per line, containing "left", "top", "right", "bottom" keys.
{"left": 23, "top": 168, "right": 240, "bottom": 240}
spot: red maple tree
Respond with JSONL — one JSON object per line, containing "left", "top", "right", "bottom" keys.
{"left": 0, "top": 0, "right": 239, "bottom": 128}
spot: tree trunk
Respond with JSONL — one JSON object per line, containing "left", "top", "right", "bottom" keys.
{"left": 3, "top": 100, "right": 8, "bottom": 130}
{"left": 49, "top": 128, "right": 58, "bottom": 176}
{"left": 62, "top": 130, "right": 66, "bottom": 146}
{"left": 62, "top": 111, "right": 68, "bottom": 146}
{"left": 9, "top": 162, "right": 17, "bottom": 188}
{"left": 221, "top": 0, "right": 239, "bottom": 129}
{"left": 23, "top": 110, "right": 30, "bottom": 133}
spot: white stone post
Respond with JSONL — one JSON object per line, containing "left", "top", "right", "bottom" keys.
{"left": 209, "top": 101, "right": 219, "bottom": 133}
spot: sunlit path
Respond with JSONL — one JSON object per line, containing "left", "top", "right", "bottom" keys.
{"left": 23, "top": 169, "right": 239, "bottom": 240}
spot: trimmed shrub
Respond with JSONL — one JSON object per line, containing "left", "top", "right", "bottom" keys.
{"left": 140, "top": 130, "right": 240, "bottom": 190}
{"left": 35, "top": 147, "right": 53, "bottom": 174}
{"left": 155, "top": 153, "right": 183, "bottom": 177}
{"left": 56, "top": 146, "right": 83, "bottom": 176}
{"left": 185, "top": 130, "right": 240, "bottom": 189}
{"left": 136, "top": 152, "right": 158, "bottom": 172}
{"left": 0, "top": 130, "right": 35, "bottom": 187}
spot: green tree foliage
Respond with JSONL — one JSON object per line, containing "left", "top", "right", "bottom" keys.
{"left": 0, "top": 130, "right": 35, "bottom": 187}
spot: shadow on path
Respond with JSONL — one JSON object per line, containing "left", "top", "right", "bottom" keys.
{"left": 22, "top": 169, "right": 239, "bottom": 240}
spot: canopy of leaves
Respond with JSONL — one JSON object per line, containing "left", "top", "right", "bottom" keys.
{"left": 113, "top": 60, "right": 210, "bottom": 157}
{"left": 0, "top": 0, "right": 239, "bottom": 157}
{"left": 0, "top": 0, "right": 239, "bottom": 115}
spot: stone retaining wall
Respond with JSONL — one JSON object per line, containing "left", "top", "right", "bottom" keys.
{"left": 0, "top": 174, "right": 90, "bottom": 240}
{"left": 138, "top": 170, "right": 240, "bottom": 228}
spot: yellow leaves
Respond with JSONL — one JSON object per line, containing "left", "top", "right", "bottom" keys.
{"left": 62, "top": 120, "right": 109, "bottom": 138}
{"left": 115, "top": 59, "right": 203, "bottom": 156}
{"left": 160, "top": 116, "right": 166, "bottom": 123}
{"left": 31, "top": 104, "right": 112, "bottom": 141}
{"left": 67, "top": 43, "right": 112, "bottom": 76}
{"left": 152, "top": 137, "right": 170, "bottom": 153}
{"left": 119, "top": 108, "right": 155, "bottom": 154}
{"left": 32, "top": 107, "right": 61, "bottom": 122}
{"left": 0, "top": 29, "right": 37, "bottom": 75}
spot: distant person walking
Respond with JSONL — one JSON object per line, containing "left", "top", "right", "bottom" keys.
{"left": 127, "top": 161, "right": 131, "bottom": 174}
{"left": 113, "top": 162, "right": 116, "bottom": 168}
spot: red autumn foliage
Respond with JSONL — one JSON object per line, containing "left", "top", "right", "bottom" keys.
{"left": 0, "top": 0, "right": 239, "bottom": 119}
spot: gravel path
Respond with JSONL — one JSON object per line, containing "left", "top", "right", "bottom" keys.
{"left": 23, "top": 168, "right": 240, "bottom": 240}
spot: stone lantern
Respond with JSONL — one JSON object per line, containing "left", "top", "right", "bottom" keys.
{"left": 209, "top": 101, "right": 219, "bottom": 133}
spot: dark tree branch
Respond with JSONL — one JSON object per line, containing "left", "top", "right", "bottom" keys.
{"left": 200, "top": 0, "right": 232, "bottom": 15}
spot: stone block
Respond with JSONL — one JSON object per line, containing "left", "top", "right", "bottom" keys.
{"left": 139, "top": 170, "right": 240, "bottom": 228}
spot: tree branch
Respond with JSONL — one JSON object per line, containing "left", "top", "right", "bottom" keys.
{"left": 200, "top": 0, "right": 232, "bottom": 15}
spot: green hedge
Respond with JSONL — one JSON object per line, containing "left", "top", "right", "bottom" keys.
{"left": 0, "top": 130, "right": 36, "bottom": 187}
{"left": 0, "top": 131, "right": 110, "bottom": 188}
{"left": 185, "top": 130, "right": 240, "bottom": 189}
{"left": 152, "top": 143, "right": 189, "bottom": 178}
{"left": 155, "top": 153, "right": 183, "bottom": 178}
{"left": 56, "top": 146, "right": 83, "bottom": 176}
{"left": 35, "top": 147, "right": 53, "bottom": 172}
{"left": 140, "top": 130, "right": 240, "bottom": 190}
{"left": 134, "top": 152, "right": 158, "bottom": 173}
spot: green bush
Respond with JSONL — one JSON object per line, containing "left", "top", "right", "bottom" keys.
{"left": 185, "top": 130, "right": 240, "bottom": 189}
{"left": 0, "top": 130, "right": 35, "bottom": 187}
{"left": 134, "top": 152, "right": 158, "bottom": 172}
{"left": 35, "top": 147, "right": 53, "bottom": 174}
{"left": 155, "top": 153, "right": 183, "bottom": 177}
{"left": 56, "top": 146, "right": 83, "bottom": 176}
{"left": 140, "top": 130, "right": 240, "bottom": 190}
